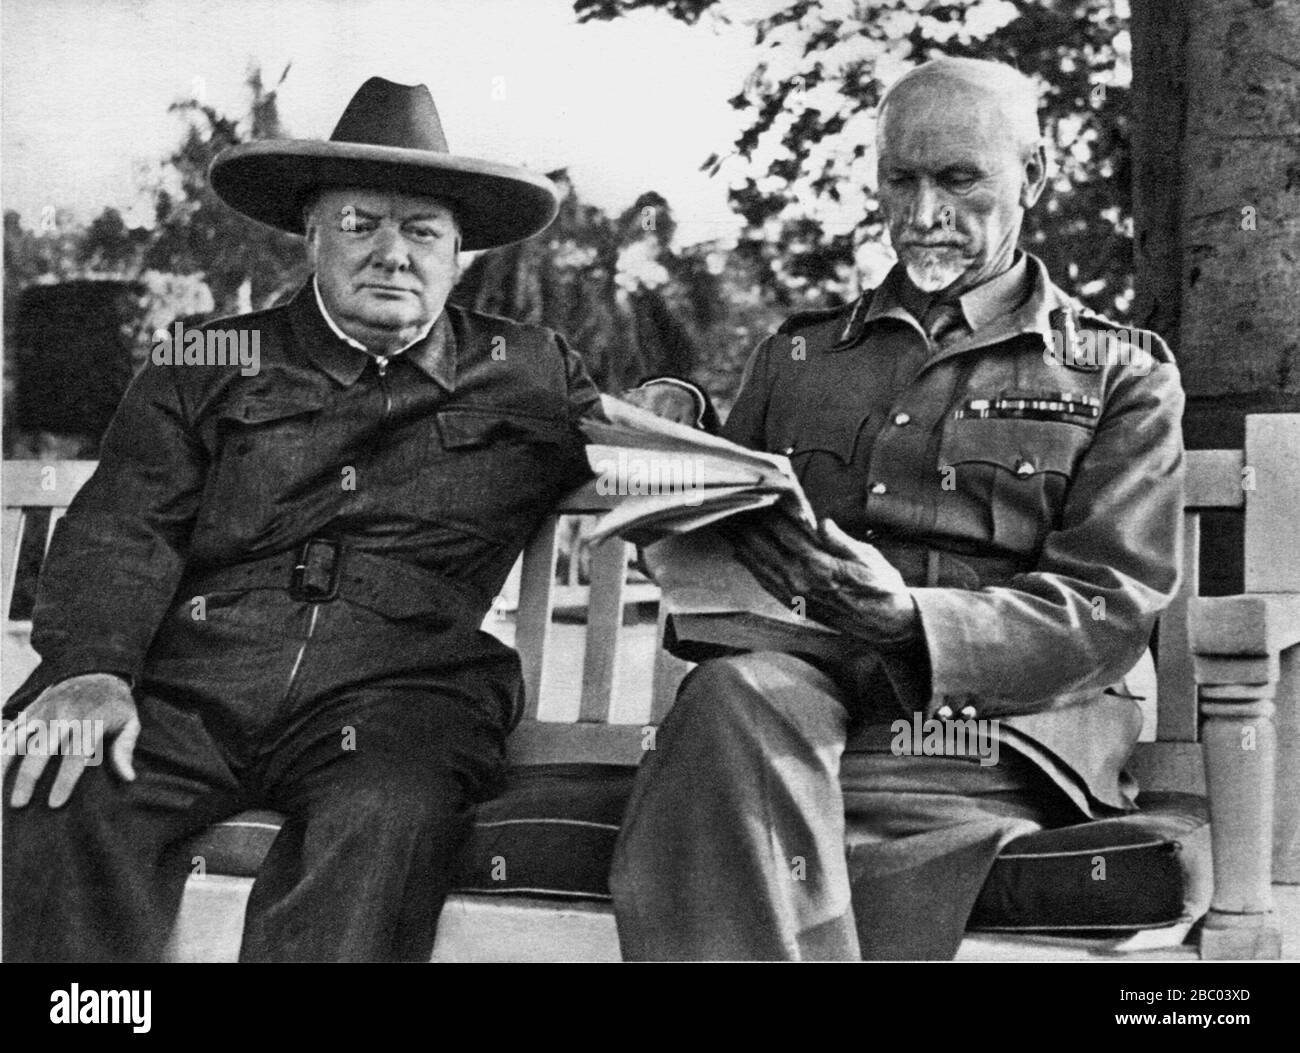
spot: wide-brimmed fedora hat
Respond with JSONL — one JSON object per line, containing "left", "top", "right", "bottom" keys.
{"left": 210, "top": 77, "right": 560, "bottom": 251}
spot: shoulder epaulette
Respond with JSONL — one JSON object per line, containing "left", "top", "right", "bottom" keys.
{"left": 776, "top": 304, "right": 846, "bottom": 335}
{"left": 776, "top": 286, "right": 880, "bottom": 351}
{"left": 1074, "top": 305, "right": 1175, "bottom": 365}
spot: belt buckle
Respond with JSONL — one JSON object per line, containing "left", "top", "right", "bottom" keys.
{"left": 290, "top": 538, "right": 341, "bottom": 602}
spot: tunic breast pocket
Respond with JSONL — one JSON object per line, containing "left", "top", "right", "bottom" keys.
{"left": 201, "top": 396, "right": 327, "bottom": 545}
{"left": 431, "top": 406, "right": 581, "bottom": 540}
{"left": 774, "top": 409, "right": 871, "bottom": 522}
{"left": 938, "top": 416, "right": 1093, "bottom": 556}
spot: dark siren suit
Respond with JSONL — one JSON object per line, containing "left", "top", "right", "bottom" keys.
{"left": 610, "top": 253, "right": 1186, "bottom": 960}
{"left": 3, "top": 283, "right": 600, "bottom": 962}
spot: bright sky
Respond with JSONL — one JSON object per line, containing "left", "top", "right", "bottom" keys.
{"left": 1, "top": 0, "right": 764, "bottom": 246}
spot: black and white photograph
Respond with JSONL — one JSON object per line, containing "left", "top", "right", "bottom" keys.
{"left": 0, "top": 0, "right": 1296, "bottom": 1010}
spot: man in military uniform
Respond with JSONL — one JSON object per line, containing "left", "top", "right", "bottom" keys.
{"left": 610, "top": 57, "right": 1185, "bottom": 960}
{"left": 1, "top": 77, "right": 684, "bottom": 963}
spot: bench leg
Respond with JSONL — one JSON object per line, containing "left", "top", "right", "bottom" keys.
{"left": 1273, "top": 645, "right": 1300, "bottom": 883}
{"left": 1198, "top": 686, "right": 1282, "bottom": 959}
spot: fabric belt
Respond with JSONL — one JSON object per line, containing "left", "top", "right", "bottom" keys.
{"left": 184, "top": 540, "right": 491, "bottom": 625}
{"left": 873, "top": 540, "right": 1025, "bottom": 589}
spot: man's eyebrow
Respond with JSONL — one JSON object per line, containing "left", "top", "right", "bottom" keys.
{"left": 342, "top": 206, "right": 453, "bottom": 224}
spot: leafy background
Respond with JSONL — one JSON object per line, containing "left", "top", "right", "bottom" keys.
{"left": 5, "top": 0, "right": 1134, "bottom": 454}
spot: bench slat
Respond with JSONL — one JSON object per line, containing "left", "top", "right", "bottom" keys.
{"left": 579, "top": 538, "right": 629, "bottom": 722}
{"left": 516, "top": 518, "right": 560, "bottom": 720}
{"left": 650, "top": 602, "right": 691, "bottom": 723}
{"left": 506, "top": 719, "right": 646, "bottom": 766}
{"left": 1156, "top": 511, "right": 1200, "bottom": 741}
{"left": 2, "top": 507, "right": 25, "bottom": 621}
{"left": 3, "top": 460, "right": 98, "bottom": 506}
{"left": 1244, "top": 416, "right": 1300, "bottom": 594}
{"left": 45, "top": 507, "right": 67, "bottom": 552}
{"left": 1185, "top": 449, "right": 1245, "bottom": 508}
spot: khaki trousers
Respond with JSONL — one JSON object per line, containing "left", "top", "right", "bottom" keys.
{"left": 610, "top": 651, "right": 1076, "bottom": 961}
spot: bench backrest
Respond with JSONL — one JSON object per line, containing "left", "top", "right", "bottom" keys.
{"left": 5, "top": 414, "right": 1298, "bottom": 770}
{"left": 1155, "top": 416, "right": 1300, "bottom": 745}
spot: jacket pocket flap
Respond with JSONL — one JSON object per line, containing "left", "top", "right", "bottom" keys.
{"left": 780, "top": 410, "right": 869, "bottom": 464}
{"left": 940, "top": 417, "right": 1089, "bottom": 477}
{"left": 219, "top": 395, "right": 326, "bottom": 425}
{"left": 437, "top": 408, "right": 570, "bottom": 449}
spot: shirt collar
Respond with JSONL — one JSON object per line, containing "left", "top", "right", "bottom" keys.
{"left": 953, "top": 252, "right": 1030, "bottom": 333}
{"left": 291, "top": 278, "right": 458, "bottom": 390}
{"left": 834, "top": 251, "right": 1065, "bottom": 354}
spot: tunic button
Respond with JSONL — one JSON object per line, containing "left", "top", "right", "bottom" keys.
{"left": 936, "top": 705, "right": 954, "bottom": 720}
{"left": 893, "top": 412, "right": 911, "bottom": 426}
{"left": 782, "top": 445, "right": 796, "bottom": 456}
{"left": 960, "top": 705, "right": 977, "bottom": 719}
{"left": 1014, "top": 459, "right": 1035, "bottom": 477}
{"left": 870, "top": 482, "right": 888, "bottom": 495}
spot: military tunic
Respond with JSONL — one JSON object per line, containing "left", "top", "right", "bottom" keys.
{"left": 722, "top": 251, "right": 1184, "bottom": 814}
{"left": 611, "top": 252, "right": 1186, "bottom": 959}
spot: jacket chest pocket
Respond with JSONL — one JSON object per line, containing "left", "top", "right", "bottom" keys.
{"left": 938, "top": 417, "right": 1092, "bottom": 556}
{"left": 430, "top": 406, "right": 583, "bottom": 538}
{"left": 769, "top": 403, "right": 872, "bottom": 522}
{"left": 215, "top": 396, "right": 326, "bottom": 471}
{"left": 201, "top": 396, "right": 328, "bottom": 539}
{"left": 436, "top": 407, "right": 572, "bottom": 451}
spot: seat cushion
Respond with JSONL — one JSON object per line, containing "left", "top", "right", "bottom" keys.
{"left": 968, "top": 791, "right": 1212, "bottom": 931}
{"left": 178, "top": 765, "right": 637, "bottom": 895}
{"left": 183, "top": 809, "right": 284, "bottom": 878}
{"left": 455, "top": 764, "right": 636, "bottom": 898}
{"left": 179, "top": 772, "right": 1211, "bottom": 931}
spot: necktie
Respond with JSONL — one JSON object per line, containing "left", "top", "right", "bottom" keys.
{"left": 921, "top": 300, "right": 967, "bottom": 350}
{"left": 893, "top": 300, "right": 966, "bottom": 389}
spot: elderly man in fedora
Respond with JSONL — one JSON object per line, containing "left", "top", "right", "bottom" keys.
{"left": 610, "top": 57, "right": 1186, "bottom": 960}
{"left": 1, "top": 77, "right": 692, "bottom": 963}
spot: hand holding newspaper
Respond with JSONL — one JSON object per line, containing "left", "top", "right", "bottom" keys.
{"left": 581, "top": 395, "right": 854, "bottom": 662}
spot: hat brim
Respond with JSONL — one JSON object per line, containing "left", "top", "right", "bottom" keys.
{"left": 209, "top": 140, "right": 559, "bottom": 251}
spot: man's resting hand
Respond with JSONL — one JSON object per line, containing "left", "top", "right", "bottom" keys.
{"left": 2, "top": 673, "right": 140, "bottom": 808}
{"left": 726, "top": 512, "right": 921, "bottom": 650}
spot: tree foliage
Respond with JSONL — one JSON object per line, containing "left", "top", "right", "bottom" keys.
{"left": 142, "top": 64, "right": 308, "bottom": 313}
{"left": 577, "top": 0, "right": 1135, "bottom": 320}
{"left": 453, "top": 174, "right": 779, "bottom": 406}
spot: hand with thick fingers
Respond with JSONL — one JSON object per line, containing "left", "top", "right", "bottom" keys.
{"left": 726, "top": 511, "right": 919, "bottom": 649}
{"left": 619, "top": 381, "right": 704, "bottom": 427}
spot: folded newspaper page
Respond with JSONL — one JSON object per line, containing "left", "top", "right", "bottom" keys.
{"left": 581, "top": 394, "right": 816, "bottom": 545}
{"left": 581, "top": 395, "right": 849, "bottom": 660}
{"left": 641, "top": 530, "right": 855, "bottom": 663}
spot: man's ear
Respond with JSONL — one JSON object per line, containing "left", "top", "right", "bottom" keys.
{"left": 1020, "top": 143, "right": 1048, "bottom": 209}
{"left": 302, "top": 206, "right": 319, "bottom": 267}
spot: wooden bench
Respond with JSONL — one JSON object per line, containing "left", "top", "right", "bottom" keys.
{"left": 4, "top": 415, "right": 1298, "bottom": 960}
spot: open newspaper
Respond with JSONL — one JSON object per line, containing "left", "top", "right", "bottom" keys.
{"left": 581, "top": 396, "right": 854, "bottom": 662}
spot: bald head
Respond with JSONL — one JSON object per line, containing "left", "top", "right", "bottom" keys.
{"left": 874, "top": 57, "right": 1048, "bottom": 297}
{"left": 878, "top": 58, "right": 1043, "bottom": 160}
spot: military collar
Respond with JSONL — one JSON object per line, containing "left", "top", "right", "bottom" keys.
{"left": 956, "top": 254, "right": 1030, "bottom": 334}
{"left": 832, "top": 251, "right": 1072, "bottom": 358}
{"left": 288, "top": 280, "right": 458, "bottom": 391}
{"left": 960, "top": 252, "right": 1076, "bottom": 356}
